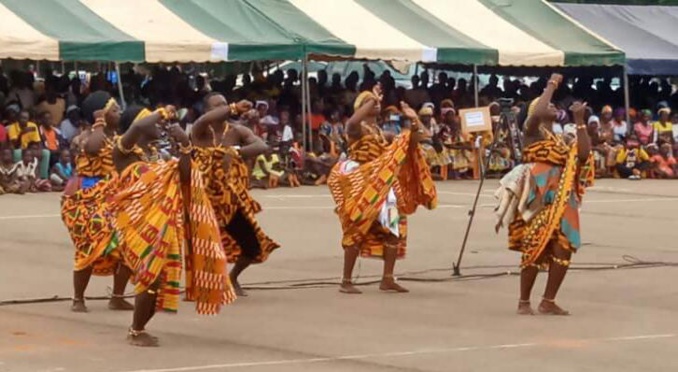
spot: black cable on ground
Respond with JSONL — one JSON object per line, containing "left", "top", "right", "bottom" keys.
{"left": 1, "top": 255, "right": 676, "bottom": 307}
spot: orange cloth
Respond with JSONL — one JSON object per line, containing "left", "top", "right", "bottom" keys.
{"left": 328, "top": 129, "right": 437, "bottom": 259}
{"left": 41, "top": 127, "right": 58, "bottom": 151}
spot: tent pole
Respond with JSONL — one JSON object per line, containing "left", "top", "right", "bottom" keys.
{"left": 306, "top": 59, "right": 313, "bottom": 153}
{"left": 115, "top": 62, "right": 126, "bottom": 110}
{"left": 623, "top": 65, "right": 630, "bottom": 132}
{"left": 301, "top": 56, "right": 308, "bottom": 151}
{"left": 473, "top": 64, "right": 479, "bottom": 107}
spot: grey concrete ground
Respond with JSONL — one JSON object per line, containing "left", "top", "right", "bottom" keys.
{"left": 1, "top": 179, "right": 677, "bottom": 372}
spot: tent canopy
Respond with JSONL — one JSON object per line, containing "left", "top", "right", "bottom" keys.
{"left": 0, "top": 0, "right": 623, "bottom": 67}
{"left": 556, "top": 3, "right": 678, "bottom": 75}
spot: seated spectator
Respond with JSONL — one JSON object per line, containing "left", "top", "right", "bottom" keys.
{"left": 6, "top": 110, "right": 50, "bottom": 179}
{"left": 38, "top": 111, "right": 65, "bottom": 168}
{"left": 418, "top": 106, "right": 447, "bottom": 170}
{"left": 671, "top": 112, "right": 678, "bottom": 145}
{"left": 440, "top": 108, "right": 473, "bottom": 179}
{"left": 611, "top": 108, "right": 628, "bottom": 142}
{"left": 59, "top": 105, "right": 81, "bottom": 143}
{"left": 16, "top": 149, "right": 51, "bottom": 192}
{"left": 49, "top": 149, "right": 73, "bottom": 192}
{"left": 615, "top": 135, "right": 649, "bottom": 180}
{"left": 634, "top": 109, "right": 654, "bottom": 146}
{"left": 650, "top": 143, "right": 677, "bottom": 178}
{"left": 653, "top": 107, "right": 672, "bottom": 144}
{"left": 328, "top": 110, "right": 346, "bottom": 153}
{"left": 251, "top": 147, "right": 285, "bottom": 189}
{"left": 0, "top": 147, "right": 23, "bottom": 194}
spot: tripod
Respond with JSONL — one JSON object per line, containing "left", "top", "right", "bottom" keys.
{"left": 452, "top": 104, "right": 521, "bottom": 276}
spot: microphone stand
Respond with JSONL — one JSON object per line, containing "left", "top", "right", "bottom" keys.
{"left": 453, "top": 110, "right": 518, "bottom": 276}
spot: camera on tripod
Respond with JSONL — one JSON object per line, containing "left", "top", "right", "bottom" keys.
{"left": 497, "top": 98, "right": 515, "bottom": 116}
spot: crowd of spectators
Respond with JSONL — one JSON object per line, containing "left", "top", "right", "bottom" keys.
{"left": 1, "top": 64, "right": 677, "bottom": 195}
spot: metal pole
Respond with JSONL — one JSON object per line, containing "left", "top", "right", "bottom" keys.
{"left": 115, "top": 62, "right": 126, "bottom": 110}
{"left": 473, "top": 64, "right": 479, "bottom": 107}
{"left": 623, "top": 65, "right": 631, "bottom": 133}
{"left": 301, "top": 56, "right": 308, "bottom": 151}
{"left": 306, "top": 60, "right": 313, "bottom": 153}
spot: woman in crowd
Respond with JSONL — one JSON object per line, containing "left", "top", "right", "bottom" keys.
{"left": 610, "top": 108, "right": 628, "bottom": 142}
{"left": 60, "top": 91, "right": 132, "bottom": 313}
{"left": 654, "top": 108, "right": 673, "bottom": 144}
{"left": 634, "top": 109, "right": 654, "bottom": 146}
{"left": 494, "top": 73, "right": 594, "bottom": 316}
{"left": 108, "top": 104, "right": 235, "bottom": 346}
{"left": 441, "top": 107, "right": 473, "bottom": 179}
{"left": 649, "top": 142, "right": 677, "bottom": 178}
{"left": 328, "top": 84, "right": 437, "bottom": 294}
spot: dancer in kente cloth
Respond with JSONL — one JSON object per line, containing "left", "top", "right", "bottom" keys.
{"left": 328, "top": 84, "right": 437, "bottom": 294}
{"left": 494, "top": 74, "right": 594, "bottom": 316}
{"left": 60, "top": 91, "right": 133, "bottom": 313}
{"left": 191, "top": 93, "right": 280, "bottom": 297}
{"left": 108, "top": 105, "right": 235, "bottom": 346}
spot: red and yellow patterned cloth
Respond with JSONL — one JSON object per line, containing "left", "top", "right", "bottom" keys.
{"left": 74, "top": 137, "right": 116, "bottom": 178}
{"left": 61, "top": 137, "right": 120, "bottom": 275}
{"left": 109, "top": 159, "right": 235, "bottom": 314}
{"left": 508, "top": 130, "right": 595, "bottom": 268}
{"left": 193, "top": 146, "right": 280, "bottom": 263}
{"left": 328, "top": 129, "right": 437, "bottom": 259}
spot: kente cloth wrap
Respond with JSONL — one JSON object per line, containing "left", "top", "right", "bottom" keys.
{"left": 508, "top": 131, "right": 595, "bottom": 268}
{"left": 327, "top": 129, "right": 437, "bottom": 259}
{"left": 109, "top": 159, "right": 235, "bottom": 314}
{"left": 193, "top": 146, "right": 280, "bottom": 263}
{"left": 74, "top": 137, "right": 116, "bottom": 178}
{"left": 61, "top": 137, "right": 120, "bottom": 275}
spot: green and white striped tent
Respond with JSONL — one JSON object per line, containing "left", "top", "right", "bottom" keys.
{"left": 0, "top": 0, "right": 623, "bottom": 66}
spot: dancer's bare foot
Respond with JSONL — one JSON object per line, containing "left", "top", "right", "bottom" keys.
{"left": 379, "top": 276, "right": 409, "bottom": 293}
{"left": 517, "top": 300, "right": 536, "bottom": 315}
{"left": 127, "top": 329, "right": 159, "bottom": 347}
{"left": 71, "top": 299, "right": 88, "bottom": 313}
{"left": 538, "top": 299, "right": 570, "bottom": 316}
{"left": 231, "top": 279, "right": 248, "bottom": 297}
{"left": 108, "top": 296, "right": 134, "bottom": 311}
{"left": 339, "top": 279, "right": 362, "bottom": 294}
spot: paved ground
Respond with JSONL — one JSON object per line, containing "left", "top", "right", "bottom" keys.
{"left": 1, "top": 179, "right": 677, "bottom": 372}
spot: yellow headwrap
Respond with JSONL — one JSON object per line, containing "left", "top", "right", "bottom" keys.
{"left": 658, "top": 107, "right": 671, "bottom": 116}
{"left": 601, "top": 105, "right": 613, "bottom": 114}
{"left": 418, "top": 107, "right": 433, "bottom": 116}
{"left": 440, "top": 99, "right": 454, "bottom": 109}
{"left": 103, "top": 98, "right": 117, "bottom": 114}
{"left": 354, "top": 91, "right": 376, "bottom": 111}
{"left": 527, "top": 98, "right": 539, "bottom": 118}
{"left": 134, "top": 108, "right": 152, "bottom": 123}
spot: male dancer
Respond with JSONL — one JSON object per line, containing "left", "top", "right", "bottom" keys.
{"left": 191, "top": 93, "right": 280, "bottom": 296}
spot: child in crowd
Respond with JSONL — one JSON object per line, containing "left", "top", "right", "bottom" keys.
{"left": 17, "top": 149, "right": 51, "bottom": 192}
{"left": 251, "top": 147, "right": 285, "bottom": 189}
{"left": 0, "top": 147, "right": 23, "bottom": 194}
{"left": 50, "top": 149, "right": 73, "bottom": 192}
{"left": 615, "top": 135, "right": 649, "bottom": 180}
